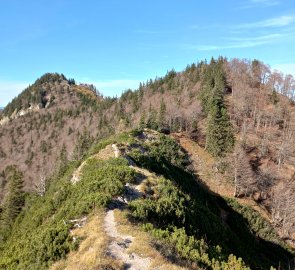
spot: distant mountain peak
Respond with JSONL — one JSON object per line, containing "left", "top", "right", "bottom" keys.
{"left": 34, "top": 72, "right": 69, "bottom": 84}
{"left": 0, "top": 73, "right": 103, "bottom": 120}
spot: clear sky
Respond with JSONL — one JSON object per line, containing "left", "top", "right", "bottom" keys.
{"left": 0, "top": 0, "right": 295, "bottom": 106}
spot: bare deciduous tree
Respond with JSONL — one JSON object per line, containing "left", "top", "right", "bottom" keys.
{"left": 271, "top": 179, "right": 295, "bottom": 239}
{"left": 276, "top": 122, "right": 295, "bottom": 169}
{"left": 34, "top": 174, "right": 46, "bottom": 196}
{"left": 232, "top": 144, "right": 257, "bottom": 197}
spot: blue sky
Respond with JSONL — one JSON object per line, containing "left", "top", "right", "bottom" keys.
{"left": 0, "top": 0, "right": 295, "bottom": 106}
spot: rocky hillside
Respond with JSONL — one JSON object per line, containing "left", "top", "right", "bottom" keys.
{"left": 0, "top": 73, "right": 110, "bottom": 197}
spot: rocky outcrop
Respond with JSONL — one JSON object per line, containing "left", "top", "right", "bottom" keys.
{"left": 0, "top": 104, "right": 40, "bottom": 126}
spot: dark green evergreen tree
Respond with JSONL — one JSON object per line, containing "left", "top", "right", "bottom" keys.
{"left": 206, "top": 91, "right": 235, "bottom": 157}
{"left": 197, "top": 58, "right": 235, "bottom": 157}
{"left": 0, "top": 166, "right": 24, "bottom": 243}
{"left": 146, "top": 105, "right": 158, "bottom": 130}
{"left": 132, "top": 93, "right": 139, "bottom": 113}
{"left": 58, "top": 143, "right": 68, "bottom": 175}
{"left": 198, "top": 58, "right": 227, "bottom": 115}
{"left": 139, "top": 110, "right": 146, "bottom": 129}
{"left": 72, "top": 129, "right": 93, "bottom": 161}
{"left": 158, "top": 98, "right": 166, "bottom": 129}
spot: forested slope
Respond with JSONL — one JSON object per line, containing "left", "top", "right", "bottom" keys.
{"left": 0, "top": 58, "right": 295, "bottom": 267}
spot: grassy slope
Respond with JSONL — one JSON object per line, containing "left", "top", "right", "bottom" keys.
{"left": 0, "top": 130, "right": 293, "bottom": 270}
{"left": 176, "top": 135, "right": 271, "bottom": 221}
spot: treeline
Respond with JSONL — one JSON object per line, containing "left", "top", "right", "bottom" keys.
{"left": 119, "top": 58, "right": 235, "bottom": 158}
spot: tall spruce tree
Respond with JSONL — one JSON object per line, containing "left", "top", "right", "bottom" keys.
{"left": 139, "top": 110, "right": 146, "bottom": 129}
{"left": 158, "top": 98, "right": 166, "bottom": 129}
{"left": 199, "top": 64, "right": 214, "bottom": 115}
{"left": 0, "top": 166, "right": 24, "bottom": 243}
{"left": 199, "top": 58, "right": 226, "bottom": 115}
{"left": 58, "top": 143, "right": 68, "bottom": 175}
{"left": 206, "top": 88, "right": 235, "bottom": 157}
{"left": 204, "top": 60, "right": 235, "bottom": 157}
{"left": 146, "top": 105, "right": 158, "bottom": 130}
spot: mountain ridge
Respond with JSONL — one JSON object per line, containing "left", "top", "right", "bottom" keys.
{"left": 0, "top": 57, "right": 295, "bottom": 269}
{"left": 1, "top": 129, "right": 294, "bottom": 269}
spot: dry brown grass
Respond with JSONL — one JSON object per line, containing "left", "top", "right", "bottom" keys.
{"left": 130, "top": 166, "right": 158, "bottom": 195}
{"left": 93, "top": 144, "right": 116, "bottom": 160}
{"left": 178, "top": 136, "right": 233, "bottom": 197}
{"left": 178, "top": 136, "right": 271, "bottom": 222}
{"left": 72, "top": 85, "right": 98, "bottom": 100}
{"left": 114, "top": 209, "right": 190, "bottom": 270}
{"left": 50, "top": 210, "right": 123, "bottom": 270}
{"left": 140, "top": 175, "right": 158, "bottom": 195}
{"left": 50, "top": 207, "right": 192, "bottom": 270}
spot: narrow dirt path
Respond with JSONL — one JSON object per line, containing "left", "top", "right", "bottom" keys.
{"left": 70, "top": 158, "right": 89, "bottom": 184}
{"left": 103, "top": 143, "right": 151, "bottom": 269}
{"left": 104, "top": 209, "right": 151, "bottom": 270}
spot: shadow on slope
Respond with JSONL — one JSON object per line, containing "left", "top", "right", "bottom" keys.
{"left": 128, "top": 144, "right": 295, "bottom": 270}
